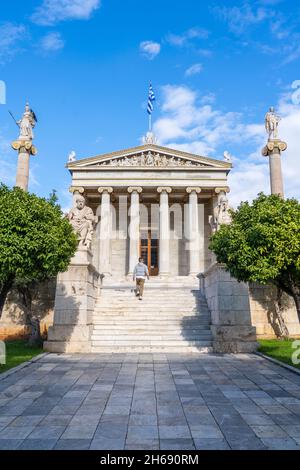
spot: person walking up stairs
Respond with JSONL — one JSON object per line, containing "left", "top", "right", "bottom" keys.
{"left": 133, "top": 257, "right": 149, "bottom": 300}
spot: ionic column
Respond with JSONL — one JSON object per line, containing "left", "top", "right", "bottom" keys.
{"left": 98, "top": 187, "right": 113, "bottom": 275}
{"left": 11, "top": 141, "right": 37, "bottom": 191}
{"left": 128, "top": 187, "right": 142, "bottom": 275}
{"left": 262, "top": 140, "right": 287, "bottom": 198}
{"left": 69, "top": 186, "right": 84, "bottom": 205}
{"left": 157, "top": 187, "right": 172, "bottom": 276}
{"left": 186, "top": 187, "right": 201, "bottom": 276}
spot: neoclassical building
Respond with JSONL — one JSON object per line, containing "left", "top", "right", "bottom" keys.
{"left": 67, "top": 141, "right": 231, "bottom": 280}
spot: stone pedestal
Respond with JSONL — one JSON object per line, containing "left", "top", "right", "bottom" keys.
{"left": 262, "top": 139, "right": 287, "bottom": 198}
{"left": 44, "top": 248, "right": 100, "bottom": 353}
{"left": 204, "top": 263, "right": 258, "bottom": 353}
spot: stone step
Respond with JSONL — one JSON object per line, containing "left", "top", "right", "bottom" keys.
{"left": 91, "top": 333, "right": 212, "bottom": 341}
{"left": 97, "top": 292, "right": 205, "bottom": 297}
{"left": 92, "top": 325, "right": 211, "bottom": 331}
{"left": 90, "top": 345, "right": 213, "bottom": 353}
{"left": 93, "top": 319, "right": 211, "bottom": 325}
{"left": 97, "top": 298, "right": 206, "bottom": 303}
{"left": 91, "top": 339, "right": 212, "bottom": 346}
{"left": 94, "top": 311, "right": 209, "bottom": 320}
{"left": 98, "top": 294, "right": 204, "bottom": 299}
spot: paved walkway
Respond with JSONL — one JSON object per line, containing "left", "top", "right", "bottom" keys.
{"left": 0, "top": 353, "right": 300, "bottom": 450}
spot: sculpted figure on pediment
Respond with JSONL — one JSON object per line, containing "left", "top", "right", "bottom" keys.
{"left": 98, "top": 152, "right": 208, "bottom": 168}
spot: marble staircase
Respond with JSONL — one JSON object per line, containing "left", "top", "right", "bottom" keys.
{"left": 91, "top": 283, "right": 213, "bottom": 352}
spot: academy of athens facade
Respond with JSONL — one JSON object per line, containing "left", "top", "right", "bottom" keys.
{"left": 67, "top": 143, "right": 231, "bottom": 279}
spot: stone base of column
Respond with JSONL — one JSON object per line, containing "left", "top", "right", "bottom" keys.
{"left": 44, "top": 247, "right": 99, "bottom": 353}
{"left": 204, "top": 263, "right": 258, "bottom": 354}
{"left": 211, "top": 325, "right": 258, "bottom": 353}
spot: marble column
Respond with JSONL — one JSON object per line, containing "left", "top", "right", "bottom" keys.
{"left": 128, "top": 187, "right": 142, "bottom": 275}
{"left": 69, "top": 186, "right": 85, "bottom": 205}
{"left": 98, "top": 187, "right": 113, "bottom": 275}
{"left": 186, "top": 187, "right": 201, "bottom": 276}
{"left": 157, "top": 187, "right": 172, "bottom": 276}
{"left": 11, "top": 141, "right": 37, "bottom": 191}
{"left": 262, "top": 140, "right": 287, "bottom": 198}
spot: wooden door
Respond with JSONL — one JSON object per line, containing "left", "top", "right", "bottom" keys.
{"left": 140, "top": 230, "right": 159, "bottom": 276}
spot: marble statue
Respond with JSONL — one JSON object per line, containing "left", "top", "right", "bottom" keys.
{"left": 223, "top": 150, "right": 232, "bottom": 163}
{"left": 17, "top": 102, "right": 36, "bottom": 141}
{"left": 100, "top": 152, "right": 205, "bottom": 168}
{"left": 68, "top": 195, "right": 96, "bottom": 249}
{"left": 68, "top": 151, "right": 76, "bottom": 162}
{"left": 209, "top": 194, "right": 232, "bottom": 233}
{"left": 265, "top": 107, "right": 281, "bottom": 140}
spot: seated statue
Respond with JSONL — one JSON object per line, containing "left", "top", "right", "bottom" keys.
{"left": 68, "top": 195, "right": 96, "bottom": 249}
{"left": 209, "top": 194, "right": 232, "bottom": 233}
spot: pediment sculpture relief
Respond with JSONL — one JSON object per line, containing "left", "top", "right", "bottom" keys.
{"left": 97, "top": 152, "right": 207, "bottom": 168}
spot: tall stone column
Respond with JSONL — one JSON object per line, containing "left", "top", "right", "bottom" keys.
{"left": 262, "top": 140, "right": 287, "bottom": 197}
{"left": 157, "top": 187, "right": 172, "bottom": 276}
{"left": 128, "top": 187, "right": 142, "bottom": 275}
{"left": 11, "top": 141, "right": 37, "bottom": 191}
{"left": 98, "top": 187, "right": 113, "bottom": 276}
{"left": 186, "top": 187, "right": 201, "bottom": 276}
{"left": 11, "top": 102, "right": 37, "bottom": 192}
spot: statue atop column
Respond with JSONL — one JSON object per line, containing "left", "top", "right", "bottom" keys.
{"left": 68, "top": 195, "right": 96, "bottom": 249}
{"left": 262, "top": 106, "right": 287, "bottom": 197}
{"left": 209, "top": 193, "right": 232, "bottom": 233}
{"left": 16, "top": 102, "right": 37, "bottom": 141}
{"left": 11, "top": 102, "right": 38, "bottom": 191}
{"left": 265, "top": 106, "right": 281, "bottom": 140}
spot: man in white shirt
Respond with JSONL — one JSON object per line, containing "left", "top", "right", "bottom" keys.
{"left": 133, "top": 257, "right": 150, "bottom": 300}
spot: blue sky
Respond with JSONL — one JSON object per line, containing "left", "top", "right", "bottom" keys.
{"left": 0, "top": 0, "right": 300, "bottom": 209}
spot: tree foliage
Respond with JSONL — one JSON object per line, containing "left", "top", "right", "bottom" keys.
{"left": 0, "top": 184, "right": 78, "bottom": 316}
{"left": 209, "top": 193, "right": 300, "bottom": 321}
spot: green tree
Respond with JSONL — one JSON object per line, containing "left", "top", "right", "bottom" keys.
{"left": 0, "top": 185, "right": 78, "bottom": 341}
{"left": 209, "top": 193, "right": 300, "bottom": 324}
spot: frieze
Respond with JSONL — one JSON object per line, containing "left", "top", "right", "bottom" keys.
{"left": 96, "top": 151, "right": 207, "bottom": 168}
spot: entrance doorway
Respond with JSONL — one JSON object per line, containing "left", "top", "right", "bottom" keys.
{"left": 140, "top": 230, "right": 159, "bottom": 276}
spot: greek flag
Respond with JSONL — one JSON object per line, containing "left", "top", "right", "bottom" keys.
{"left": 147, "top": 83, "right": 155, "bottom": 115}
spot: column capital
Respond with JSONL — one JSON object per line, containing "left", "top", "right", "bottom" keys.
{"left": 69, "top": 186, "right": 85, "bottom": 194}
{"left": 98, "top": 186, "right": 113, "bottom": 194}
{"left": 11, "top": 140, "right": 37, "bottom": 156}
{"left": 215, "top": 186, "right": 230, "bottom": 194}
{"left": 186, "top": 187, "right": 201, "bottom": 194}
{"left": 157, "top": 187, "right": 172, "bottom": 194}
{"left": 128, "top": 186, "right": 143, "bottom": 194}
{"left": 262, "top": 139, "right": 287, "bottom": 156}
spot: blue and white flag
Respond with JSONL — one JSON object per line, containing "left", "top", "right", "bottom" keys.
{"left": 147, "top": 83, "right": 155, "bottom": 115}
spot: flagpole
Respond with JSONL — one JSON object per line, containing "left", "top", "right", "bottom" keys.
{"left": 149, "top": 113, "right": 152, "bottom": 132}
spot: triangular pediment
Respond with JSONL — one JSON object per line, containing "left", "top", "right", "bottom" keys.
{"left": 67, "top": 144, "right": 231, "bottom": 170}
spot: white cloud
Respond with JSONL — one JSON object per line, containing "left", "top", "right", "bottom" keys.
{"left": 40, "top": 31, "right": 64, "bottom": 51}
{"left": 140, "top": 41, "right": 161, "bottom": 60}
{"left": 0, "top": 22, "right": 27, "bottom": 64}
{"left": 153, "top": 83, "right": 300, "bottom": 207}
{"left": 31, "top": 0, "right": 101, "bottom": 26}
{"left": 166, "top": 27, "right": 209, "bottom": 47}
{"left": 213, "top": 3, "right": 269, "bottom": 35}
{"left": 185, "top": 63, "right": 203, "bottom": 77}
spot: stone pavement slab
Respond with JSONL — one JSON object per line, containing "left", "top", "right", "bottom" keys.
{"left": 0, "top": 352, "right": 300, "bottom": 450}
